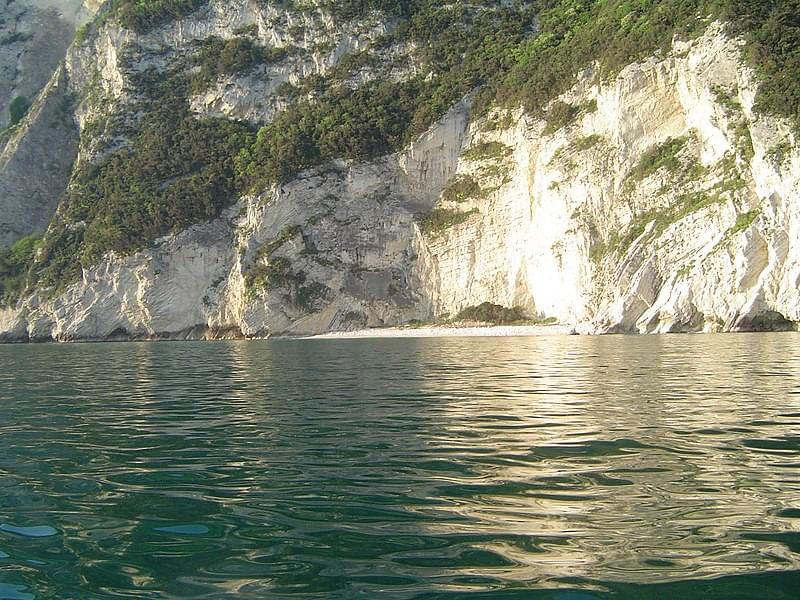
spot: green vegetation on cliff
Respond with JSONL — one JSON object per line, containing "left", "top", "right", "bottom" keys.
{"left": 454, "top": 303, "right": 529, "bottom": 325}
{"left": 9, "top": 0, "right": 799, "bottom": 303}
{"left": 628, "top": 137, "right": 691, "bottom": 183}
{"left": 110, "top": 0, "right": 208, "bottom": 33}
{"left": 0, "top": 235, "right": 40, "bottom": 307}
{"left": 8, "top": 96, "right": 30, "bottom": 125}
{"left": 190, "top": 37, "right": 289, "bottom": 93}
{"left": 417, "top": 208, "right": 478, "bottom": 236}
{"left": 27, "top": 1, "right": 530, "bottom": 296}
{"left": 239, "top": 78, "right": 431, "bottom": 189}
{"left": 490, "top": 0, "right": 800, "bottom": 130}
{"left": 102, "top": 1, "right": 800, "bottom": 130}
{"left": 34, "top": 70, "right": 253, "bottom": 292}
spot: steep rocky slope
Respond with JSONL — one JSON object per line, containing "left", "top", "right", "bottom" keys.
{"left": 0, "top": 0, "right": 798, "bottom": 340}
{"left": 0, "top": 0, "right": 98, "bottom": 129}
{"left": 0, "top": 0, "right": 100, "bottom": 245}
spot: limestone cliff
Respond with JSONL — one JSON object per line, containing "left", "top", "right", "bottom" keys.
{"left": 0, "top": 1, "right": 798, "bottom": 341}
{"left": 419, "top": 24, "right": 800, "bottom": 334}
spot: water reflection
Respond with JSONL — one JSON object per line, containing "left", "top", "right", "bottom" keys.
{"left": 0, "top": 334, "right": 799, "bottom": 598}
{"left": 409, "top": 335, "right": 800, "bottom": 587}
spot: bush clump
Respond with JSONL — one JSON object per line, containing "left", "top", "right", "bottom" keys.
{"left": 190, "top": 37, "right": 288, "bottom": 93}
{"left": 8, "top": 96, "right": 30, "bottom": 125}
{"left": 418, "top": 208, "right": 478, "bottom": 236}
{"left": 111, "top": 0, "right": 208, "bottom": 33}
{"left": 454, "top": 302, "right": 527, "bottom": 324}
{"left": 543, "top": 101, "right": 580, "bottom": 135}
{"left": 462, "top": 141, "right": 512, "bottom": 162}
{"left": 442, "top": 175, "right": 481, "bottom": 203}
{"left": 628, "top": 137, "right": 689, "bottom": 182}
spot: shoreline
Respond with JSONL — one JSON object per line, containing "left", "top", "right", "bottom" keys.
{"left": 3, "top": 324, "right": 797, "bottom": 345}
{"left": 306, "top": 324, "right": 575, "bottom": 339}
{"left": 0, "top": 323, "right": 575, "bottom": 345}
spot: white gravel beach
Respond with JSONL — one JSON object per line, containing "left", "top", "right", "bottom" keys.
{"left": 308, "top": 324, "right": 574, "bottom": 339}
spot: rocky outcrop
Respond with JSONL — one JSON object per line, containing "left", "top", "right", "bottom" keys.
{"left": 0, "top": 5, "right": 799, "bottom": 341}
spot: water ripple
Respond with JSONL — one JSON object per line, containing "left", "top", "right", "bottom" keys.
{"left": 0, "top": 333, "right": 799, "bottom": 598}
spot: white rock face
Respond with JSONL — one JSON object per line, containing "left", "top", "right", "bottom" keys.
{"left": 1, "top": 15, "right": 800, "bottom": 341}
{"left": 186, "top": 1, "right": 402, "bottom": 126}
{"left": 416, "top": 24, "right": 800, "bottom": 334}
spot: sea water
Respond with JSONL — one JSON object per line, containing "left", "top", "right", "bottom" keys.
{"left": 0, "top": 334, "right": 798, "bottom": 598}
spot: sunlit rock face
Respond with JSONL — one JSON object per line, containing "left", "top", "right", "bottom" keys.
{"left": 0, "top": 3, "right": 798, "bottom": 341}
{"left": 416, "top": 24, "right": 800, "bottom": 334}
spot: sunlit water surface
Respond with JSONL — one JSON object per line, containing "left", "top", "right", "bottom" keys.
{"left": 1, "top": 334, "right": 799, "bottom": 599}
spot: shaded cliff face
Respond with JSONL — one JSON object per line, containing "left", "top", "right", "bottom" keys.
{"left": 0, "top": 0, "right": 100, "bottom": 246}
{"left": 0, "top": 1, "right": 799, "bottom": 340}
{"left": 0, "top": 0, "right": 96, "bottom": 130}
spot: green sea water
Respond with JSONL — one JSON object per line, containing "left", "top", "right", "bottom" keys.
{"left": 0, "top": 334, "right": 799, "bottom": 599}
